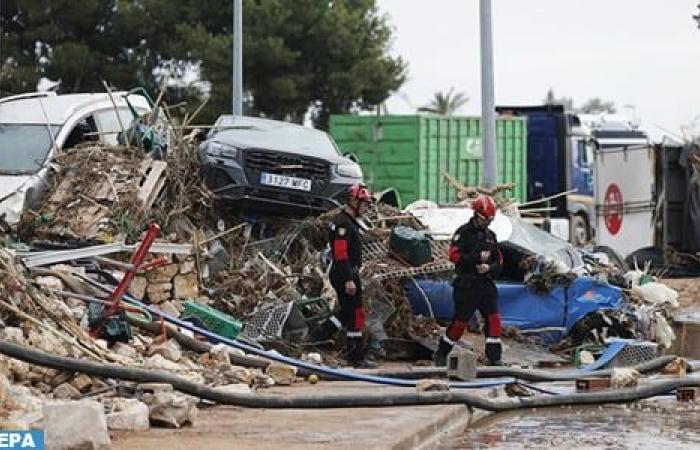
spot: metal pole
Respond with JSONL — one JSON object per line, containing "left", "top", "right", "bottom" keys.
{"left": 479, "top": 0, "right": 497, "bottom": 187}
{"left": 232, "top": 0, "right": 243, "bottom": 115}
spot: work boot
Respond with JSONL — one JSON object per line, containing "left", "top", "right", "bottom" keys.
{"left": 485, "top": 340, "right": 502, "bottom": 366}
{"left": 346, "top": 336, "right": 377, "bottom": 369}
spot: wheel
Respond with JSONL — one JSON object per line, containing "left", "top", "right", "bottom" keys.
{"left": 593, "top": 245, "right": 629, "bottom": 272}
{"left": 568, "top": 312, "right": 634, "bottom": 347}
{"left": 569, "top": 214, "right": 590, "bottom": 246}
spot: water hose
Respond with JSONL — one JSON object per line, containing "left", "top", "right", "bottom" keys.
{"left": 371, "top": 355, "right": 679, "bottom": 382}
{"left": 79, "top": 274, "right": 515, "bottom": 389}
{"left": 0, "top": 338, "right": 698, "bottom": 411}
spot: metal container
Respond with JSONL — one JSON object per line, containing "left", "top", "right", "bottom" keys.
{"left": 330, "top": 114, "right": 528, "bottom": 208}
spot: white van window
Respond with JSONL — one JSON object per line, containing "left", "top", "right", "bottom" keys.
{"left": 94, "top": 109, "right": 136, "bottom": 146}
{"left": 0, "top": 124, "right": 60, "bottom": 174}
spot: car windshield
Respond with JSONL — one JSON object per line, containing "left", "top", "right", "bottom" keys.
{"left": 0, "top": 124, "right": 60, "bottom": 174}
{"left": 506, "top": 217, "right": 583, "bottom": 270}
{"left": 213, "top": 118, "right": 340, "bottom": 158}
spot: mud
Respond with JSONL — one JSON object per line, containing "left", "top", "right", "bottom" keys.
{"left": 439, "top": 400, "right": 700, "bottom": 449}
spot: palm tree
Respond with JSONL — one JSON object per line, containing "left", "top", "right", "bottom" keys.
{"left": 418, "top": 88, "right": 469, "bottom": 115}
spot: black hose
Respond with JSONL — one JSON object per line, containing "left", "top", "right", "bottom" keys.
{"left": 1, "top": 338, "right": 698, "bottom": 411}
{"left": 372, "top": 355, "right": 679, "bottom": 382}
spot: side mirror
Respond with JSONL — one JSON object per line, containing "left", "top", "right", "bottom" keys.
{"left": 343, "top": 152, "right": 359, "bottom": 163}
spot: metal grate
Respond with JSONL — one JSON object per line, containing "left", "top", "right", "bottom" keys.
{"left": 244, "top": 149, "right": 330, "bottom": 190}
{"left": 607, "top": 341, "right": 658, "bottom": 368}
{"left": 239, "top": 302, "right": 295, "bottom": 342}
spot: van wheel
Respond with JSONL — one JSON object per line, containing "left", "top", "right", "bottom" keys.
{"left": 569, "top": 214, "right": 589, "bottom": 246}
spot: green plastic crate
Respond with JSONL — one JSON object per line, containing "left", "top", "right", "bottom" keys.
{"left": 182, "top": 300, "right": 243, "bottom": 340}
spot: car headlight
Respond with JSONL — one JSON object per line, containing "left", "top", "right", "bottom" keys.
{"left": 335, "top": 163, "right": 363, "bottom": 179}
{"left": 207, "top": 141, "right": 239, "bottom": 159}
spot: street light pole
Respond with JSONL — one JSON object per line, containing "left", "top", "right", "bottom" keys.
{"left": 479, "top": 0, "right": 497, "bottom": 188}
{"left": 232, "top": 0, "right": 243, "bottom": 115}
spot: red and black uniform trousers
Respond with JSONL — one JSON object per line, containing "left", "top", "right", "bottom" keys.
{"left": 327, "top": 210, "right": 367, "bottom": 363}
{"left": 437, "top": 278, "right": 502, "bottom": 364}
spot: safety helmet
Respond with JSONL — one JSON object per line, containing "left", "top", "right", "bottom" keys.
{"left": 473, "top": 195, "right": 497, "bottom": 219}
{"left": 348, "top": 184, "right": 372, "bottom": 203}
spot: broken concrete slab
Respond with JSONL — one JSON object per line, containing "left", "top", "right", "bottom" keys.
{"left": 43, "top": 400, "right": 111, "bottom": 450}
{"left": 139, "top": 391, "right": 198, "bottom": 428}
{"left": 147, "top": 339, "right": 182, "bottom": 362}
{"left": 52, "top": 383, "right": 80, "bottom": 400}
{"left": 265, "top": 362, "right": 297, "bottom": 386}
{"left": 416, "top": 379, "right": 450, "bottom": 392}
{"left": 107, "top": 398, "right": 150, "bottom": 431}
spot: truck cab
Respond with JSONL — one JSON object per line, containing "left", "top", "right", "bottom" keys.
{"left": 496, "top": 105, "right": 596, "bottom": 245}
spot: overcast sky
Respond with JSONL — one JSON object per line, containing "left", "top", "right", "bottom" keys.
{"left": 376, "top": 0, "right": 700, "bottom": 140}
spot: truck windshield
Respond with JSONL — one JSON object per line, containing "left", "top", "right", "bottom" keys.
{"left": 0, "top": 124, "right": 59, "bottom": 174}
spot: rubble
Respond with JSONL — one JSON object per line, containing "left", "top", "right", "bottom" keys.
{"left": 416, "top": 379, "right": 450, "bottom": 392}
{"left": 140, "top": 390, "right": 198, "bottom": 428}
{"left": 265, "top": 362, "right": 298, "bottom": 386}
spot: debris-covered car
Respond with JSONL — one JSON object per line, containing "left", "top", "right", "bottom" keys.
{"left": 403, "top": 203, "right": 639, "bottom": 344}
{"left": 199, "top": 115, "right": 364, "bottom": 214}
{"left": 0, "top": 90, "right": 164, "bottom": 225}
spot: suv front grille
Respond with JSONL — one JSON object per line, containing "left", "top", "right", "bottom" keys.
{"left": 244, "top": 149, "right": 331, "bottom": 191}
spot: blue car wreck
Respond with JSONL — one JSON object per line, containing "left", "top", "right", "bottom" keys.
{"left": 403, "top": 203, "right": 633, "bottom": 344}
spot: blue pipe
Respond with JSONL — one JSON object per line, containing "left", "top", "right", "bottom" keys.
{"left": 83, "top": 276, "right": 515, "bottom": 389}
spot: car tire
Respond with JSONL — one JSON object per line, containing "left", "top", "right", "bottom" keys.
{"left": 568, "top": 312, "right": 633, "bottom": 347}
{"left": 569, "top": 214, "right": 589, "bottom": 247}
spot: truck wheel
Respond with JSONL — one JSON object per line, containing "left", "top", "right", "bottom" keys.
{"left": 569, "top": 214, "right": 589, "bottom": 246}
{"left": 593, "top": 245, "right": 629, "bottom": 272}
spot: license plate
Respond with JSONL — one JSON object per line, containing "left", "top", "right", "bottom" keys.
{"left": 260, "top": 172, "right": 312, "bottom": 191}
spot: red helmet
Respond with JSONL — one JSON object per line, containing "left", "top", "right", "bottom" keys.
{"left": 348, "top": 184, "right": 372, "bottom": 203}
{"left": 473, "top": 195, "right": 497, "bottom": 219}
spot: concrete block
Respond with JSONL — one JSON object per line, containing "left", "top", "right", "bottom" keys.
{"left": 43, "top": 400, "right": 110, "bottom": 450}
{"left": 52, "top": 383, "right": 80, "bottom": 400}
{"left": 106, "top": 398, "right": 150, "bottom": 431}
{"left": 265, "top": 362, "right": 297, "bottom": 386}
{"left": 173, "top": 274, "right": 199, "bottom": 300}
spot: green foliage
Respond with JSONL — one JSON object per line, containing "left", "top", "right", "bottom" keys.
{"left": 543, "top": 88, "right": 574, "bottom": 111}
{"left": 0, "top": 0, "right": 406, "bottom": 129}
{"left": 419, "top": 88, "right": 469, "bottom": 115}
{"left": 543, "top": 88, "right": 615, "bottom": 114}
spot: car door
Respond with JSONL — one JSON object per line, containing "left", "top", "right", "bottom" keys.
{"left": 93, "top": 108, "right": 138, "bottom": 146}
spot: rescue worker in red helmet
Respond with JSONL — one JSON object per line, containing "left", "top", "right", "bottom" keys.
{"left": 433, "top": 194, "right": 504, "bottom": 366}
{"left": 327, "top": 184, "right": 376, "bottom": 368}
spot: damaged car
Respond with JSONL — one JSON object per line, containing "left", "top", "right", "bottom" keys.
{"left": 404, "top": 203, "right": 635, "bottom": 345}
{"left": 199, "top": 115, "right": 364, "bottom": 215}
{"left": 0, "top": 89, "right": 165, "bottom": 225}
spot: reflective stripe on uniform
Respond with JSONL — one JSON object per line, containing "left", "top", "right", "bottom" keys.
{"left": 346, "top": 331, "right": 362, "bottom": 338}
{"left": 486, "top": 337, "right": 501, "bottom": 344}
{"left": 330, "top": 316, "right": 342, "bottom": 328}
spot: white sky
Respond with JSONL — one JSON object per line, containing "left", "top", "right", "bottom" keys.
{"left": 377, "top": 0, "right": 700, "bottom": 140}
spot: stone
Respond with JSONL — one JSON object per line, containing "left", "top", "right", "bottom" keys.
{"left": 7, "top": 358, "right": 29, "bottom": 382}
{"left": 146, "top": 283, "right": 173, "bottom": 304}
{"left": 265, "top": 362, "right": 297, "bottom": 386}
{"left": 416, "top": 379, "right": 450, "bottom": 393}
{"left": 71, "top": 374, "right": 94, "bottom": 393}
{"left": 0, "top": 372, "right": 10, "bottom": 404}
{"left": 146, "top": 264, "right": 180, "bottom": 283}
{"left": 27, "top": 329, "right": 63, "bottom": 355}
{"left": 147, "top": 339, "right": 182, "bottom": 362}
{"left": 2, "top": 327, "right": 24, "bottom": 344}
{"left": 144, "top": 354, "right": 183, "bottom": 372}
{"left": 159, "top": 301, "right": 181, "bottom": 318}
{"left": 252, "top": 373, "right": 276, "bottom": 388}
{"left": 112, "top": 342, "right": 137, "bottom": 360}
{"left": 301, "top": 352, "right": 323, "bottom": 365}
{"left": 136, "top": 383, "right": 174, "bottom": 394}
{"left": 140, "top": 391, "right": 197, "bottom": 428}
{"left": 209, "top": 344, "right": 231, "bottom": 366}
{"left": 224, "top": 366, "right": 253, "bottom": 385}
{"left": 0, "top": 411, "right": 43, "bottom": 430}
{"left": 216, "top": 384, "right": 252, "bottom": 395}
{"left": 4, "top": 386, "right": 42, "bottom": 415}
{"left": 179, "top": 259, "right": 196, "bottom": 275}
{"left": 43, "top": 400, "right": 110, "bottom": 450}
{"left": 128, "top": 276, "right": 148, "bottom": 300}
{"left": 52, "top": 383, "right": 80, "bottom": 400}
{"left": 579, "top": 350, "right": 595, "bottom": 365}
{"left": 611, "top": 368, "right": 640, "bottom": 389}
{"left": 34, "top": 275, "right": 64, "bottom": 292}
{"left": 173, "top": 274, "right": 199, "bottom": 300}
{"left": 106, "top": 398, "right": 150, "bottom": 431}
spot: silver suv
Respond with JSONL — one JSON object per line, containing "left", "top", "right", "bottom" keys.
{"left": 0, "top": 91, "right": 157, "bottom": 224}
{"left": 199, "top": 115, "right": 364, "bottom": 214}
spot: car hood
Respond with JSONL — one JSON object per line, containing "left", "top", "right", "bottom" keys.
{"left": 0, "top": 175, "right": 32, "bottom": 199}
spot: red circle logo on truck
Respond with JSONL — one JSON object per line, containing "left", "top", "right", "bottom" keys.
{"left": 603, "top": 183, "right": 623, "bottom": 235}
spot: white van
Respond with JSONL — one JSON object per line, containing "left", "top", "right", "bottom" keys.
{"left": 0, "top": 91, "right": 156, "bottom": 224}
